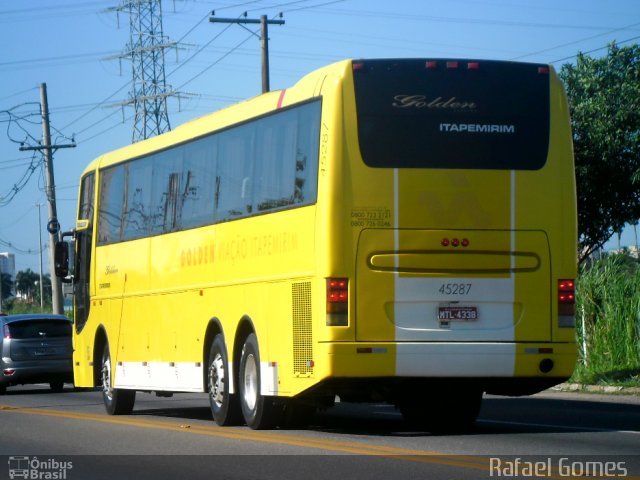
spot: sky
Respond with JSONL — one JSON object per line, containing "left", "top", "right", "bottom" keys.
{"left": 1, "top": 0, "right": 639, "bottom": 275}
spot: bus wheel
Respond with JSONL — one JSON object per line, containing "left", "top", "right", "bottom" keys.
{"left": 238, "top": 333, "right": 281, "bottom": 429}
{"left": 398, "top": 388, "right": 482, "bottom": 433}
{"left": 101, "top": 344, "right": 136, "bottom": 415}
{"left": 208, "top": 334, "right": 242, "bottom": 426}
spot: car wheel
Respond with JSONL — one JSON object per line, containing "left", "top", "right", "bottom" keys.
{"left": 238, "top": 333, "right": 281, "bottom": 429}
{"left": 208, "top": 334, "right": 242, "bottom": 426}
{"left": 101, "top": 344, "right": 136, "bottom": 415}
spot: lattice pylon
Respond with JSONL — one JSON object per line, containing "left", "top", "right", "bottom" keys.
{"left": 118, "top": 0, "right": 174, "bottom": 142}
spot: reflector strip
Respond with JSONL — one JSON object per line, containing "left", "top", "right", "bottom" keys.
{"left": 276, "top": 89, "right": 287, "bottom": 109}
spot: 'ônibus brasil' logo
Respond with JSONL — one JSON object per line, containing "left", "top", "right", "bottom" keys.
{"left": 392, "top": 94, "right": 477, "bottom": 110}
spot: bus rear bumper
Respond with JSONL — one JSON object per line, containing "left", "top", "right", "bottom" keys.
{"left": 323, "top": 341, "right": 576, "bottom": 384}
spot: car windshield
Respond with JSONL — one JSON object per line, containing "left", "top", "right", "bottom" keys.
{"left": 6, "top": 320, "right": 71, "bottom": 339}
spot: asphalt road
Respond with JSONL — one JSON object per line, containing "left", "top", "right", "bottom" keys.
{"left": 0, "top": 385, "right": 638, "bottom": 480}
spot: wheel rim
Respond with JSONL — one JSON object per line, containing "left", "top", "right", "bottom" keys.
{"left": 243, "top": 353, "right": 258, "bottom": 412}
{"left": 209, "top": 353, "right": 225, "bottom": 407}
{"left": 102, "top": 354, "right": 113, "bottom": 402}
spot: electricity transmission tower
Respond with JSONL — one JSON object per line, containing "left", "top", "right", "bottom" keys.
{"left": 112, "top": 0, "right": 177, "bottom": 142}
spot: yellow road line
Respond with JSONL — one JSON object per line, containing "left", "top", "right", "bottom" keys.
{"left": 2, "top": 404, "right": 637, "bottom": 479}
{"left": 1, "top": 404, "right": 489, "bottom": 471}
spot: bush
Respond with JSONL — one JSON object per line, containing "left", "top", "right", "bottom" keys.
{"left": 573, "top": 252, "right": 640, "bottom": 385}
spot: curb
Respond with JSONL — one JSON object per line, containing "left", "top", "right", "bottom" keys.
{"left": 551, "top": 383, "right": 640, "bottom": 395}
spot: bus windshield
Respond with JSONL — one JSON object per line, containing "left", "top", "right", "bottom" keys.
{"left": 353, "top": 59, "right": 550, "bottom": 170}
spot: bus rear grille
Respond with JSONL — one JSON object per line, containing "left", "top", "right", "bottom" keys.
{"left": 292, "top": 282, "right": 313, "bottom": 376}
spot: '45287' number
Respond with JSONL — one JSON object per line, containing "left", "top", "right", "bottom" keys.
{"left": 438, "top": 283, "right": 472, "bottom": 295}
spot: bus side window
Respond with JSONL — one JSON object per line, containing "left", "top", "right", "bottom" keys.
{"left": 97, "top": 165, "right": 125, "bottom": 244}
{"left": 216, "top": 125, "right": 254, "bottom": 221}
{"left": 179, "top": 136, "right": 217, "bottom": 230}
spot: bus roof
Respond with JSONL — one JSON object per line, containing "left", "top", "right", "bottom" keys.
{"left": 80, "top": 59, "right": 352, "bottom": 177}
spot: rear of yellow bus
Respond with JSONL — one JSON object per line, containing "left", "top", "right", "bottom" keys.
{"left": 317, "top": 59, "right": 577, "bottom": 429}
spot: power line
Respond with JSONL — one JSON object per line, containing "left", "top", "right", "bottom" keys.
{"left": 0, "top": 86, "right": 39, "bottom": 103}
{"left": 110, "top": 0, "right": 181, "bottom": 142}
{"left": 208, "top": 13, "right": 285, "bottom": 93}
{"left": 512, "top": 20, "right": 640, "bottom": 61}
{"left": 551, "top": 34, "right": 640, "bottom": 63}
{"left": 59, "top": 80, "right": 130, "bottom": 131}
{"left": 0, "top": 234, "right": 42, "bottom": 255}
{"left": 0, "top": 50, "right": 116, "bottom": 69}
{"left": 177, "top": 28, "right": 257, "bottom": 91}
{"left": 166, "top": 20, "right": 235, "bottom": 79}
{"left": 0, "top": 152, "right": 41, "bottom": 207}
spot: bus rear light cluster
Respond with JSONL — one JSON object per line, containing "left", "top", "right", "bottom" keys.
{"left": 425, "top": 61, "right": 480, "bottom": 70}
{"left": 558, "top": 279, "right": 576, "bottom": 317}
{"left": 441, "top": 238, "right": 470, "bottom": 247}
{"left": 326, "top": 278, "right": 348, "bottom": 326}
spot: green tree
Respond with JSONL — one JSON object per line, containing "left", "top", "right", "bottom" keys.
{"left": 15, "top": 269, "right": 38, "bottom": 302}
{"left": 560, "top": 43, "right": 640, "bottom": 263}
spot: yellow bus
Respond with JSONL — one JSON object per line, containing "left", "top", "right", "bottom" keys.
{"left": 56, "top": 58, "right": 577, "bottom": 431}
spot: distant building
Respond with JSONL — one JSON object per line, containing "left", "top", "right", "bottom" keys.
{"left": 0, "top": 252, "right": 16, "bottom": 296}
{"left": 0, "top": 252, "right": 16, "bottom": 282}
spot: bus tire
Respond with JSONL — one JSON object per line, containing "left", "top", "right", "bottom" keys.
{"left": 238, "top": 333, "right": 281, "bottom": 429}
{"left": 101, "top": 344, "right": 136, "bottom": 415}
{"left": 207, "top": 334, "right": 242, "bottom": 426}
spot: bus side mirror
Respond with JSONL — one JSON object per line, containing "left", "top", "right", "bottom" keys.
{"left": 54, "top": 241, "right": 70, "bottom": 279}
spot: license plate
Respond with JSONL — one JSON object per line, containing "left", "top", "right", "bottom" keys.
{"left": 33, "top": 348, "right": 56, "bottom": 356}
{"left": 438, "top": 306, "right": 478, "bottom": 321}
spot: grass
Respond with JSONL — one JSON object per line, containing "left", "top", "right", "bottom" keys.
{"left": 571, "top": 252, "right": 640, "bottom": 387}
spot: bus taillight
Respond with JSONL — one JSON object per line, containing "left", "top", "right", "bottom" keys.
{"left": 326, "top": 278, "right": 348, "bottom": 326}
{"left": 558, "top": 279, "right": 576, "bottom": 316}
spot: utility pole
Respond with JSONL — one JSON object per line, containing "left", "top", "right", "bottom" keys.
{"left": 20, "top": 83, "right": 75, "bottom": 315}
{"left": 209, "top": 12, "right": 285, "bottom": 94}
{"left": 36, "top": 203, "right": 45, "bottom": 311}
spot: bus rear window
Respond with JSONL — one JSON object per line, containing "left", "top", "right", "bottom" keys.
{"left": 352, "top": 59, "right": 550, "bottom": 170}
